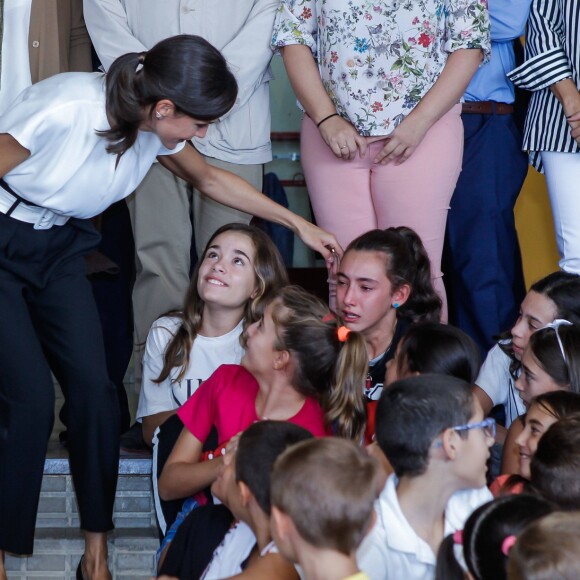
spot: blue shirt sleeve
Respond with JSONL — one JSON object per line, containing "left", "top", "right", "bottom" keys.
{"left": 489, "top": 0, "right": 532, "bottom": 41}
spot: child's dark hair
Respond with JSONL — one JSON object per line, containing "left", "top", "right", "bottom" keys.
{"left": 531, "top": 272, "right": 580, "bottom": 324}
{"left": 102, "top": 34, "right": 237, "bottom": 155}
{"left": 499, "top": 272, "right": 580, "bottom": 374}
{"left": 494, "top": 391, "right": 580, "bottom": 497}
{"left": 344, "top": 227, "right": 441, "bottom": 323}
{"left": 271, "top": 438, "right": 379, "bottom": 555}
{"left": 435, "top": 494, "right": 553, "bottom": 580}
{"left": 156, "top": 223, "right": 288, "bottom": 383}
{"left": 235, "top": 421, "right": 313, "bottom": 516}
{"left": 266, "top": 285, "right": 368, "bottom": 441}
{"left": 375, "top": 374, "right": 473, "bottom": 477}
{"left": 532, "top": 390, "right": 580, "bottom": 420}
{"left": 396, "top": 323, "right": 480, "bottom": 382}
{"left": 507, "top": 512, "right": 580, "bottom": 579}
{"left": 526, "top": 324, "right": 580, "bottom": 395}
{"left": 530, "top": 414, "right": 580, "bottom": 510}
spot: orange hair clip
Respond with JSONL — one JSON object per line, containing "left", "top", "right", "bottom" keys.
{"left": 337, "top": 326, "right": 351, "bottom": 342}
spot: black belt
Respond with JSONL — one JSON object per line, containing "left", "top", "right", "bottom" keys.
{"left": 0, "top": 178, "right": 39, "bottom": 216}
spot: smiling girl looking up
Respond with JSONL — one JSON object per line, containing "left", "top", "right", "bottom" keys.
{"left": 137, "top": 223, "right": 288, "bottom": 446}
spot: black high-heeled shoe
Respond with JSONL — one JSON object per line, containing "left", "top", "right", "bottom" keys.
{"left": 76, "top": 555, "right": 85, "bottom": 580}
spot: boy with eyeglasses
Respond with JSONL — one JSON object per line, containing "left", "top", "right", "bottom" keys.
{"left": 357, "top": 374, "right": 494, "bottom": 580}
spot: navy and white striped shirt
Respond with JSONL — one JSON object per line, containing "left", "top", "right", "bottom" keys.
{"left": 507, "top": 0, "right": 580, "bottom": 171}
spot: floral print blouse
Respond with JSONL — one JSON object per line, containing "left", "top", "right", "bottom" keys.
{"left": 272, "top": 0, "right": 491, "bottom": 136}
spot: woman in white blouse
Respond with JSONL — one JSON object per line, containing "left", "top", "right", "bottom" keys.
{"left": 272, "top": 0, "right": 490, "bottom": 314}
{"left": 0, "top": 35, "right": 338, "bottom": 580}
{"left": 509, "top": 0, "right": 580, "bottom": 275}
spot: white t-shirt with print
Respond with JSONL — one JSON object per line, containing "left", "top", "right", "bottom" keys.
{"left": 0, "top": 71, "right": 185, "bottom": 218}
{"left": 136, "top": 316, "right": 244, "bottom": 421}
{"left": 476, "top": 343, "right": 525, "bottom": 427}
{"left": 357, "top": 475, "right": 492, "bottom": 580}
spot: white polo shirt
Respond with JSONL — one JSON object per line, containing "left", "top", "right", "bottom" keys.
{"left": 357, "top": 475, "right": 492, "bottom": 580}
{"left": 476, "top": 343, "right": 525, "bottom": 427}
{"left": 0, "top": 71, "right": 185, "bottom": 218}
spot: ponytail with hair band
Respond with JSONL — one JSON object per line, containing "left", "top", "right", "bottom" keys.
{"left": 501, "top": 535, "right": 517, "bottom": 556}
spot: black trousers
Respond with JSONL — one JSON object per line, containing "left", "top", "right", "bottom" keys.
{"left": 0, "top": 214, "right": 120, "bottom": 555}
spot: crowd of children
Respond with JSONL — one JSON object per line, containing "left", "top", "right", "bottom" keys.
{"left": 129, "top": 221, "right": 580, "bottom": 580}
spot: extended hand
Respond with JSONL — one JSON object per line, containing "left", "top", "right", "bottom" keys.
{"left": 295, "top": 218, "right": 343, "bottom": 263}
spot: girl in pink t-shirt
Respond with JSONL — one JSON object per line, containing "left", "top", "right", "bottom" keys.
{"left": 158, "top": 284, "right": 369, "bottom": 503}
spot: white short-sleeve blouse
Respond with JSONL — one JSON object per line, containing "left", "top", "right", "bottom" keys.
{"left": 0, "top": 72, "right": 185, "bottom": 218}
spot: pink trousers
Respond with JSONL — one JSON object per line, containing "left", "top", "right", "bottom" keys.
{"left": 301, "top": 104, "right": 464, "bottom": 318}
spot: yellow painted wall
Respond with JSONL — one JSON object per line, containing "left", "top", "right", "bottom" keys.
{"left": 515, "top": 169, "right": 560, "bottom": 288}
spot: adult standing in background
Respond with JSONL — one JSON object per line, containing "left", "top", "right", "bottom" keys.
{"left": 83, "top": 0, "right": 278, "bottom": 386}
{"left": 509, "top": 0, "right": 580, "bottom": 276}
{"left": 0, "top": 0, "right": 91, "bottom": 114}
{"left": 272, "top": 0, "right": 490, "bottom": 316}
{"left": 443, "top": 0, "right": 532, "bottom": 358}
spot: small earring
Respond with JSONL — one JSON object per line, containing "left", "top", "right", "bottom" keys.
{"left": 393, "top": 302, "right": 399, "bottom": 309}
{"left": 155, "top": 111, "right": 162, "bottom": 119}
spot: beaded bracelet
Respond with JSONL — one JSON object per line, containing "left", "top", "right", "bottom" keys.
{"left": 316, "top": 112, "right": 339, "bottom": 128}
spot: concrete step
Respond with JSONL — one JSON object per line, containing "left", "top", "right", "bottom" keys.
{"left": 39, "top": 444, "right": 156, "bottom": 530}
{"left": 5, "top": 528, "right": 158, "bottom": 579}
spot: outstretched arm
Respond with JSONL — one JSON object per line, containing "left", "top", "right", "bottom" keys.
{"left": 158, "top": 144, "right": 343, "bottom": 260}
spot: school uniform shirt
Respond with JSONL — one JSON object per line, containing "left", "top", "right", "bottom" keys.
{"left": 508, "top": 0, "right": 580, "bottom": 171}
{"left": 357, "top": 475, "right": 492, "bottom": 580}
{"left": 0, "top": 71, "right": 185, "bottom": 217}
{"left": 475, "top": 343, "right": 525, "bottom": 427}
{"left": 272, "top": 0, "right": 491, "bottom": 136}
{"left": 137, "top": 317, "right": 244, "bottom": 421}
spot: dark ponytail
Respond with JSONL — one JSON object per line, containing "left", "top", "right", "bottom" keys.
{"left": 345, "top": 227, "right": 441, "bottom": 323}
{"left": 101, "top": 34, "right": 237, "bottom": 155}
{"left": 435, "top": 534, "right": 464, "bottom": 580}
{"left": 436, "top": 495, "right": 553, "bottom": 580}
